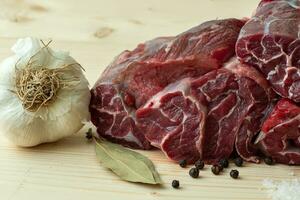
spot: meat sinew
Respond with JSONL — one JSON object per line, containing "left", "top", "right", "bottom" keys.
{"left": 236, "top": 0, "right": 300, "bottom": 102}
{"left": 257, "top": 99, "right": 300, "bottom": 165}
{"left": 90, "top": 18, "right": 245, "bottom": 149}
{"left": 137, "top": 59, "right": 273, "bottom": 164}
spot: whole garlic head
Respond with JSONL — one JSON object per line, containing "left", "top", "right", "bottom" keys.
{"left": 0, "top": 37, "right": 91, "bottom": 147}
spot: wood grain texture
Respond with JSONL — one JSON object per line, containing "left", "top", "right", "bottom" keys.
{"left": 0, "top": 0, "right": 298, "bottom": 199}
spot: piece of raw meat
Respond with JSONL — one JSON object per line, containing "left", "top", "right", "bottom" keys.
{"left": 191, "top": 68, "right": 273, "bottom": 164}
{"left": 136, "top": 79, "right": 205, "bottom": 163}
{"left": 189, "top": 69, "right": 242, "bottom": 164}
{"left": 90, "top": 19, "right": 245, "bottom": 149}
{"left": 225, "top": 58, "right": 275, "bottom": 163}
{"left": 137, "top": 61, "right": 273, "bottom": 164}
{"left": 236, "top": 0, "right": 300, "bottom": 102}
{"left": 256, "top": 99, "right": 300, "bottom": 165}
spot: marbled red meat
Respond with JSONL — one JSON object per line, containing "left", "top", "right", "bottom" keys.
{"left": 90, "top": 19, "right": 244, "bottom": 149}
{"left": 137, "top": 60, "right": 273, "bottom": 164}
{"left": 191, "top": 66, "right": 273, "bottom": 163}
{"left": 225, "top": 59, "right": 275, "bottom": 163}
{"left": 136, "top": 79, "right": 205, "bottom": 163}
{"left": 90, "top": 0, "right": 299, "bottom": 165}
{"left": 257, "top": 99, "right": 300, "bottom": 165}
{"left": 191, "top": 69, "right": 242, "bottom": 163}
{"left": 236, "top": 0, "right": 300, "bottom": 102}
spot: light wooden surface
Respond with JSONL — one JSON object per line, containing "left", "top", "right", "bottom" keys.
{"left": 0, "top": 0, "right": 299, "bottom": 200}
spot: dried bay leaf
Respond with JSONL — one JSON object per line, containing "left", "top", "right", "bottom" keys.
{"left": 94, "top": 138, "right": 162, "bottom": 185}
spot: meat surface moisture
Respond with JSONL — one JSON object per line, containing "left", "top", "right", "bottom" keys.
{"left": 236, "top": 0, "right": 300, "bottom": 102}
{"left": 90, "top": 0, "right": 300, "bottom": 165}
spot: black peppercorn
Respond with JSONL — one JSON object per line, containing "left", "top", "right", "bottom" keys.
{"left": 172, "top": 180, "right": 180, "bottom": 188}
{"left": 189, "top": 167, "right": 199, "bottom": 178}
{"left": 218, "top": 164, "right": 224, "bottom": 171}
{"left": 211, "top": 165, "right": 221, "bottom": 175}
{"left": 264, "top": 157, "right": 274, "bottom": 165}
{"left": 195, "top": 160, "right": 205, "bottom": 170}
{"left": 219, "top": 158, "right": 229, "bottom": 168}
{"left": 85, "top": 128, "right": 93, "bottom": 140}
{"left": 230, "top": 169, "right": 239, "bottom": 179}
{"left": 234, "top": 157, "right": 243, "bottom": 167}
{"left": 179, "top": 159, "right": 187, "bottom": 168}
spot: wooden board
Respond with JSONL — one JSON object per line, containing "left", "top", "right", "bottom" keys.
{"left": 0, "top": 0, "right": 299, "bottom": 199}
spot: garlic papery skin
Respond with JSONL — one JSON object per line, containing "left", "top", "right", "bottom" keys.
{"left": 0, "top": 37, "right": 91, "bottom": 147}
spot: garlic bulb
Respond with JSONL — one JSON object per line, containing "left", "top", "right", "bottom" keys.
{"left": 0, "top": 37, "right": 91, "bottom": 147}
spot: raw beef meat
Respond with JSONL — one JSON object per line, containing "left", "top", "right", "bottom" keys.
{"left": 225, "top": 59, "right": 275, "bottom": 163}
{"left": 137, "top": 59, "right": 273, "bottom": 164}
{"left": 190, "top": 69, "right": 244, "bottom": 164}
{"left": 89, "top": 0, "right": 300, "bottom": 165}
{"left": 90, "top": 19, "right": 245, "bottom": 149}
{"left": 257, "top": 99, "right": 300, "bottom": 165}
{"left": 136, "top": 78, "right": 205, "bottom": 163}
{"left": 236, "top": 0, "right": 300, "bottom": 102}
